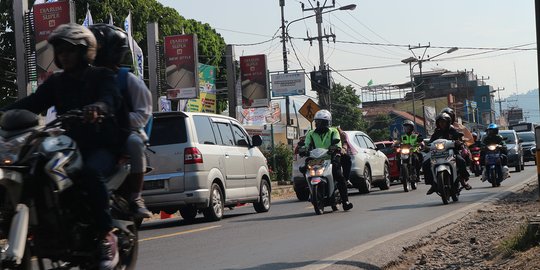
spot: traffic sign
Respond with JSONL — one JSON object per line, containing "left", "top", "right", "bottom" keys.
{"left": 286, "top": 126, "right": 297, "bottom": 140}
{"left": 299, "top": 98, "right": 320, "bottom": 122}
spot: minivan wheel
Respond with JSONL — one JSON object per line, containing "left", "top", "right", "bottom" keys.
{"left": 379, "top": 164, "right": 391, "bottom": 190}
{"left": 179, "top": 206, "right": 198, "bottom": 222}
{"left": 203, "top": 183, "right": 224, "bottom": 221}
{"left": 254, "top": 180, "right": 271, "bottom": 213}
{"left": 359, "top": 166, "right": 372, "bottom": 194}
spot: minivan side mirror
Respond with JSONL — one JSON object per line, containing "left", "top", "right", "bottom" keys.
{"left": 252, "top": 135, "right": 263, "bottom": 147}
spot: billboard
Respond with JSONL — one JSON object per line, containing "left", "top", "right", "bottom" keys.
{"left": 271, "top": 72, "right": 305, "bottom": 97}
{"left": 33, "top": 1, "right": 71, "bottom": 85}
{"left": 240, "top": 54, "right": 269, "bottom": 108}
{"left": 164, "top": 34, "right": 199, "bottom": 99}
{"left": 240, "top": 101, "right": 281, "bottom": 126}
{"left": 183, "top": 64, "right": 217, "bottom": 113}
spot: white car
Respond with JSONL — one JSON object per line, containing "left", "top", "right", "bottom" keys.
{"left": 344, "top": 131, "right": 391, "bottom": 193}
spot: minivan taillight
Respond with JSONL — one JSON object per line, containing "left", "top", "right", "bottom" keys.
{"left": 184, "top": 147, "right": 203, "bottom": 164}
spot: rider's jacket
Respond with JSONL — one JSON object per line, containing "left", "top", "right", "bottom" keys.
{"left": 429, "top": 126, "right": 463, "bottom": 143}
{"left": 304, "top": 127, "right": 341, "bottom": 150}
{"left": 400, "top": 132, "right": 423, "bottom": 151}
{"left": 482, "top": 134, "right": 507, "bottom": 154}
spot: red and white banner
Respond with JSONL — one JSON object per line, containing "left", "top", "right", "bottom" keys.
{"left": 33, "top": 0, "right": 70, "bottom": 85}
{"left": 240, "top": 54, "right": 269, "bottom": 108}
{"left": 164, "top": 34, "right": 199, "bottom": 100}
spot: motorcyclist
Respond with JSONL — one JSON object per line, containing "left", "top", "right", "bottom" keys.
{"left": 89, "top": 23, "right": 152, "bottom": 219}
{"left": 423, "top": 113, "right": 471, "bottom": 195}
{"left": 301, "top": 110, "right": 353, "bottom": 211}
{"left": 441, "top": 107, "right": 474, "bottom": 146}
{"left": 396, "top": 120, "right": 424, "bottom": 182}
{"left": 481, "top": 123, "right": 507, "bottom": 183}
{"left": 1, "top": 23, "right": 128, "bottom": 270}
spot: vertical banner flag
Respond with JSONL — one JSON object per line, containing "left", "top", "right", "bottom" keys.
{"left": 108, "top": 13, "right": 114, "bottom": 25}
{"left": 33, "top": 0, "right": 70, "bottom": 85}
{"left": 82, "top": 4, "right": 93, "bottom": 28}
{"left": 424, "top": 106, "right": 437, "bottom": 136}
{"left": 240, "top": 54, "right": 269, "bottom": 108}
{"left": 123, "top": 11, "right": 144, "bottom": 80}
{"left": 164, "top": 34, "right": 199, "bottom": 100}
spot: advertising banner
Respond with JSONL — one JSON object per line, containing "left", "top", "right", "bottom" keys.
{"left": 240, "top": 101, "right": 280, "bottom": 126}
{"left": 184, "top": 64, "right": 217, "bottom": 113}
{"left": 240, "top": 54, "right": 269, "bottom": 108}
{"left": 33, "top": 0, "right": 71, "bottom": 85}
{"left": 271, "top": 72, "right": 305, "bottom": 97}
{"left": 164, "top": 34, "right": 199, "bottom": 99}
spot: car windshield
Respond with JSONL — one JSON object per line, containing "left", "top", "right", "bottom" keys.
{"left": 500, "top": 132, "right": 516, "bottom": 144}
{"left": 517, "top": 132, "right": 535, "bottom": 142}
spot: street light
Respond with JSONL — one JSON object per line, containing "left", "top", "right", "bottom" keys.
{"left": 401, "top": 47, "right": 458, "bottom": 134}
{"left": 285, "top": 3, "right": 356, "bottom": 109}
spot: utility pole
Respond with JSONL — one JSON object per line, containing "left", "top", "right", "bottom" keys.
{"left": 302, "top": 1, "right": 337, "bottom": 110}
{"left": 280, "top": 0, "right": 292, "bottom": 147}
{"left": 495, "top": 87, "right": 505, "bottom": 124}
{"left": 409, "top": 43, "right": 430, "bottom": 134}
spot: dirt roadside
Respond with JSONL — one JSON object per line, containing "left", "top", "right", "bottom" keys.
{"left": 384, "top": 181, "right": 540, "bottom": 270}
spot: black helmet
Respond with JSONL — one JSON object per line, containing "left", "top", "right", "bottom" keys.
{"left": 487, "top": 123, "right": 499, "bottom": 135}
{"left": 440, "top": 107, "right": 455, "bottom": 123}
{"left": 435, "top": 113, "right": 451, "bottom": 129}
{"left": 88, "top": 23, "right": 132, "bottom": 68}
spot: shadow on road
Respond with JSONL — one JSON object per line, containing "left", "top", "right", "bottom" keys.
{"left": 232, "top": 212, "right": 315, "bottom": 223}
{"left": 222, "top": 260, "right": 381, "bottom": 270}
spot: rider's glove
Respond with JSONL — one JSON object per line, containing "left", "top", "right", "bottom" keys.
{"left": 328, "top": 145, "right": 340, "bottom": 153}
{"left": 298, "top": 147, "right": 309, "bottom": 157}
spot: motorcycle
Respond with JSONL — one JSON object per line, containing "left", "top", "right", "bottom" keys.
{"left": 469, "top": 145, "right": 482, "bottom": 177}
{"left": 303, "top": 145, "right": 341, "bottom": 215}
{"left": 398, "top": 144, "right": 417, "bottom": 192}
{"left": 0, "top": 110, "right": 138, "bottom": 269}
{"left": 430, "top": 139, "right": 461, "bottom": 205}
{"left": 482, "top": 144, "right": 509, "bottom": 187}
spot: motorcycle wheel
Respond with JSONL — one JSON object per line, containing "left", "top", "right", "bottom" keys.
{"left": 312, "top": 184, "right": 325, "bottom": 215}
{"left": 436, "top": 172, "right": 450, "bottom": 205}
{"left": 410, "top": 174, "right": 417, "bottom": 190}
{"left": 489, "top": 168, "right": 497, "bottom": 187}
{"left": 401, "top": 164, "right": 410, "bottom": 192}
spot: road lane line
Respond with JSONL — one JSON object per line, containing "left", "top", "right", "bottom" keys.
{"left": 298, "top": 174, "right": 537, "bottom": 270}
{"left": 139, "top": 225, "right": 221, "bottom": 242}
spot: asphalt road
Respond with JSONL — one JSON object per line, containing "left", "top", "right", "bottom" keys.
{"left": 136, "top": 163, "right": 537, "bottom": 270}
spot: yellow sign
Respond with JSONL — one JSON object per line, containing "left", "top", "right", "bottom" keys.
{"left": 299, "top": 98, "right": 320, "bottom": 122}
{"left": 186, "top": 92, "right": 216, "bottom": 113}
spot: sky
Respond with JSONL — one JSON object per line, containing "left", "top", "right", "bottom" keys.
{"left": 158, "top": 0, "right": 537, "bottom": 106}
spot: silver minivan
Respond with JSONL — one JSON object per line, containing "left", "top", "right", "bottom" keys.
{"left": 142, "top": 112, "right": 271, "bottom": 222}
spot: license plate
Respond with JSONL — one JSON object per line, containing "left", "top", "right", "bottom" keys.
{"left": 143, "top": 180, "right": 165, "bottom": 190}
{"left": 431, "top": 151, "right": 448, "bottom": 159}
{"left": 308, "top": 159, "right": 324, "bottom": 166}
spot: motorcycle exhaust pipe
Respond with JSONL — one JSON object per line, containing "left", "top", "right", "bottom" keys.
{"left": 5, "top": 204, "right": 29, "bottom": 264}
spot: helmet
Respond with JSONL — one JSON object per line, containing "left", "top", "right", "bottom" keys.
{"left": 313, "top": 109, "right": 331, "bottom": 128}
{"left": 440, "top": 107, "right": 455, "bottom": 123}
{"left": 402, "top": 120, "right": 414, "bottom": 127}
{"left": 48, "top": 23, "right": 97, "bottom": 68}
{"left": 472, "top": 132, "right": 478, "bottom": 138}
{"left": 487, "top": 123, "right": 498, "bottom": 130}
{"left": 88, "top": 23, "right": 132, "bottom": 68}
{"left": 487, "top": 123, "right": 499, "bottom": 135}
{"left": 314, "top": 109, "right": 331, "bottom": 122}
{"left": 435, "top": 113, "right": 451, "bottom": 129}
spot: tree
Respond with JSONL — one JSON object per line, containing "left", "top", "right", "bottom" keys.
{"left": 1, "top": 0, "right": 227, "bottom": 112}
{"left": 329, "top": 83, "right": 366, "bottom": 130}
{"left": 366, "top": 114, "right": 392, "bottom": 141}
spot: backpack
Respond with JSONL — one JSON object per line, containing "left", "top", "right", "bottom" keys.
{"left": 117, "top": 67, "right": 133, "bottom": 112}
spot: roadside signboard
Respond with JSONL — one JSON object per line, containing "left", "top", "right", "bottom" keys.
{"left": 286, "top": 126, "right": 297, "bottom": 140}
{"left": 299, "top": 98, "right": 320, "bottom": 123}
{"left": 33, "top": 0, "right": 71, "bottom": 85}
{"left": 240, "top": 54, "right": 269, "bottom": 108}
{"left": 271, "top": 72, "right": 305, "bottom": 97}
{"left": 164, "top": 34, "right": 199, "bottom": 100}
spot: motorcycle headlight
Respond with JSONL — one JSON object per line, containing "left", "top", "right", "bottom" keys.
{"left": 435, "top": 143, "right": 445, "bottom": 150}
{"left": 0, "top": 132, "right": 32, "bottom": 165}
{"left": 487, "top": 145, "right": 497, "bottom": 151}
{"left": 401, "top": 148, "right": 410, "bottom": 155}
{"left": 307, "top": 165, "right": 324, "bottom": 176}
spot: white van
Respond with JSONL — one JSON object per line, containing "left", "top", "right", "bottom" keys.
{"left": 142, "top": 112, "right": 271, "bottom": 222}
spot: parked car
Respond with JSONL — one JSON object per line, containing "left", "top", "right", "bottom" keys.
{"left": 517, "top": 131, "right": 536, "bottom": 164}
{"left": 375, "top": 141, "right": 400, "bottom": 182}
{"left": 499, "top": 129, "right": 525, "bottom": 172}
{"left": 291, "top": 131, "right": 391, "bottom": 199}
{"left": 142, "top": 112, "right": 271, "bottom": 222}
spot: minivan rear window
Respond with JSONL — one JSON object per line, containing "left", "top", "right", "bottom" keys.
{"left": 149, "top": 116, "right": 187, "bottom": 146}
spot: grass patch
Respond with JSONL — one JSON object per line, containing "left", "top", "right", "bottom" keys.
{"left": 499, "top": 222, "right": 540, "bottom": 257}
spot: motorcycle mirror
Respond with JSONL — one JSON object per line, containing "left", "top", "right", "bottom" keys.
{"left": 331, "top": 138, "right": 340, "bottom": 145}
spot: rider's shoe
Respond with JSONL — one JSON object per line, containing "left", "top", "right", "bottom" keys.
{"left": 131, "top": 196, "right": 152, "bottom": 219}
{"left": 460, "top": 177, "right": 472, "bottom": 190}
{"left": 426, "top": 185, "right": 437, "bottom": 195}
{"left": 99, "top": 230, "right": 119, "bottom": 270}
{"left": 342, "top": 201, "right": 353, "bottom": 211}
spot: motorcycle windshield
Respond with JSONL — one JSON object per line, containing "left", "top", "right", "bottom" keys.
{"left": 310, "top": 148, "right": 329, "bottom": 159}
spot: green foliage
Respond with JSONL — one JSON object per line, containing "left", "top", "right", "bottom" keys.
{"left": 330, "top": 83, "right": 366, "bottom": 131}
{"left": 262, "top": 143, "right": 293, "bottom": 183}
{"left": 499, "top": 223, "right": 540, "bottom": 257}
{"left": 366, "top": 115, "right": 392, "bottom": 141}
{"left": 1, "top": 0, "right": 227, "bottom": 112}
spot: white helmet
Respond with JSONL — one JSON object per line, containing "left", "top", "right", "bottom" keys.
{"left": 314, "top": 109, "right": 332, "bottom": 128}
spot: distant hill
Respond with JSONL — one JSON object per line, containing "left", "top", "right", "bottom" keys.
{"left": 504, "top": 89, "right": 539, "bottom": 124}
